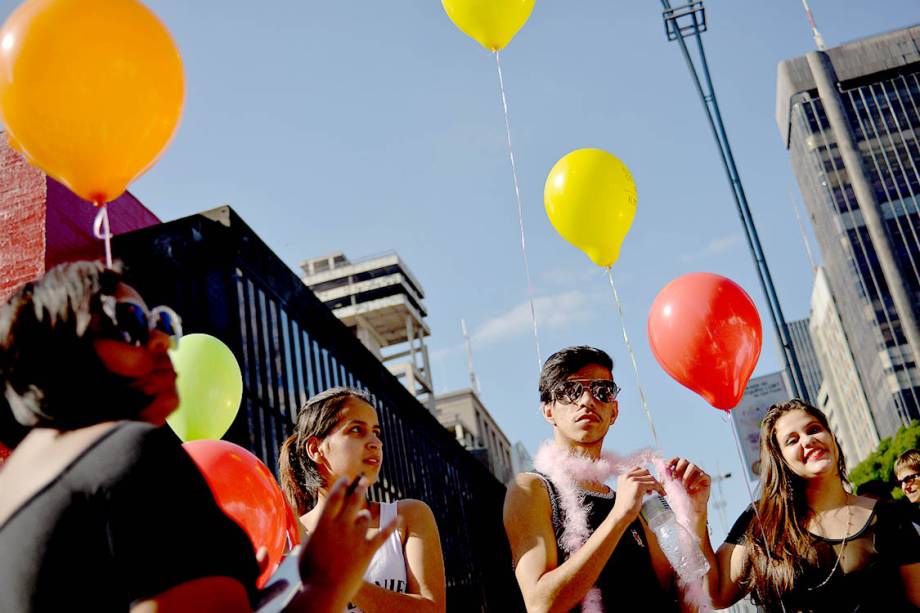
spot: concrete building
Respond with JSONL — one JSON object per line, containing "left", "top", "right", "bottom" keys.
{"left": 435, "top": 388, "right": 514, "bottom": 484}
{"left": 777, "top": 25, "right": 920, "bottom": 437}
{"left": 809, "top": 268, "right": 880, "bottom": 468}
{"left": 301, "top": 251, "right": 435, "bottom": 410}
{"left": 786, "top": 318, "right": 824, "bottom": 403}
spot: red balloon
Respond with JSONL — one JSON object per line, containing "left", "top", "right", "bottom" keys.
{"left": 647, "top": 272, "right": 762, "bottom": 411}
{"left": 183, "top": 440, "right": 299, "bottom": 588}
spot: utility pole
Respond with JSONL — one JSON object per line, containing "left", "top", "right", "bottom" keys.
{"left": 710, "top": 465, "right": 752, "bottom": 613}
{"left": 659, "top": 1, "right": 811, "bottom": 402}
{"left": 710, "top": 462, "right": 731, "bottom": 534}
{"left": 801, "top": 0, "right": 827, "bottom": 51}
{"left": 461, "top": 319, "right": 482, "bottom": 396}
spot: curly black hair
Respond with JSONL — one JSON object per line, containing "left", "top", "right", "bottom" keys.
{"left": 0, "top": 261, "right": 154, "bottom": 447}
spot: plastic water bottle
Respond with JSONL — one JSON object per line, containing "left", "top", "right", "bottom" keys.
{"left": 640, "top": 494, "right": 710, "bottom": 581}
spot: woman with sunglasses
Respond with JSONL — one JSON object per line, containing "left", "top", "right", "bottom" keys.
{"left": 504, "top": 345, "right": 711, "bottom": 612}
{"left": 0, "top": 261, "right": 395, "bottom": 613}
{"left": 698, "top": 399, "right": 920, "bottom": 612}
{"left": 278, "top": 387, "right": 446, "bottom": 613}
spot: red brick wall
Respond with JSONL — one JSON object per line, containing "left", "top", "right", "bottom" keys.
{"left": 0, "top": 133, "right": 46, "bottom": 303}
{"left": 0, "top": 132, "right": 162, "bottom": 302}
{"left": 44, "top": 179, "right": 161, "bottom": 269}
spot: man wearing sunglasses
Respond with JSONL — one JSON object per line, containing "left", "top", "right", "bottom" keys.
{"left": 895, "top": 449, "right": 920, "bottom": 506}
{"left": 504, "top": 346, "right": 708, "bottom": 612}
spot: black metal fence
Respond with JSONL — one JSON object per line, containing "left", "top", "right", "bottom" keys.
{"left": 114, "top": 206, "right": 523, "bottom": 612}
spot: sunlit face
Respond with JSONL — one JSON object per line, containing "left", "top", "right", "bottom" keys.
{"left": 543, "top": 363, "right": 618, "bottom": 445}
{"left": 92, "top": 283, "right": 179, "bottom": 425}
{"left": 895, "top": 465, "right": 920, "bottom": 504}
{"left": 310, "top": 398, "right": 383, "bottom": 486}
{"left": 774, "top": 409, "right": 839, "bottom": 480}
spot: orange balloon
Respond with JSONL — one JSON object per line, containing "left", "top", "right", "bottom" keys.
{"left": 0, "top": 0, "right": 184, "bottom": 203}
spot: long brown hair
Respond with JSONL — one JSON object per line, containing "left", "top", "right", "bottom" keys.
{"left": 278, "top": 386, "right": 373, "bottom": 516}
{"left": 743, "top": 399, "right": 848, "bottom": 607}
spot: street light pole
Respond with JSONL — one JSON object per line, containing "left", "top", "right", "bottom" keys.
{"left": 710, "top": 462, "right": 731, "bottom": 533}
{"left": 658, "top": 1, "right": 811, "bottom": 402}
{"left": 710, "top": 464, "right": 751, "bottom": 613}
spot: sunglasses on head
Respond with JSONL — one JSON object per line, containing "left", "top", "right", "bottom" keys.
{"left": 99, "top": 296, "right": 183, "bottom": 349}
{"left": 899, "top": 472, "right": 919, "bottom": 488}
{"left": 552, "top": 378, "right": 621, "bottom": 405}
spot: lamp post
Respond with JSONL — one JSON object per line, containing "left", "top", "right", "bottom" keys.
{"left": 710, "top": 463, "right": 732, "bottom": 533}
{"left": 658, "top": 0, "right": 811, "bottom": 403}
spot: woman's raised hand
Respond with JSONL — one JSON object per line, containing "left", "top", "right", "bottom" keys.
{"left": 296, "top": 476, "right": 398, "bottom": 612}
{"left": 667, "top": 457, "right": 711, "bottom": 519}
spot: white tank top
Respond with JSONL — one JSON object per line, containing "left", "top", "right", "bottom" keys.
{"left": 346, "top": 500, "right": 407, "bottom": 612}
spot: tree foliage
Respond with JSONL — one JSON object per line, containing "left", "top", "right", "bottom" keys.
{"left": 849, "top": 420, "right": 920, "bottom": 500}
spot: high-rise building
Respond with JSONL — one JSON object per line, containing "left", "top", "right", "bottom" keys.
{"left": 777, "top": 26, "right": 920, "bottom": 437}
{"left": 301, "top": 251, "right": 435, "bottom": 410}
{"left": 786, "top": 318, "right": 823, "bottom": 402}
{"left": 787, "top": 314, "right": 877, "bottom": 469}
{"left": 809, "top": 268, "right": 880, "bottom": 468}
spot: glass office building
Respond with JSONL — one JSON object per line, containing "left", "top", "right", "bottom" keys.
{"left": 778, "top": 26, "right": 920, "bottom": 437}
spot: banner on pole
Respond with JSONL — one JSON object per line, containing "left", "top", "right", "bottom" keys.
{"left": 733, "top": 372, "right": 792, "bottom": 480}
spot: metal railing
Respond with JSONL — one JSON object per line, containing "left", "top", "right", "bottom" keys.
{"left": 114, "top": 206, "right": 522, "bottom": 612}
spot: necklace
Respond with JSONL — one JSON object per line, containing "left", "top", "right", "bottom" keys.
{"left": 807, "top": 494, "right": 854, "bottom": 591}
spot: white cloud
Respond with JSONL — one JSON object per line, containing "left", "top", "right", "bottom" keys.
{"left": 474, "top": 290, "right": 595, "bottom": 346}
{"left": 429, "top": 343, "right": 463, "bottom": 362}
{"left": 681, "top": 233, "right": 743, "bottom": 263}
{"left": 428, "top": 290, "right": 600, "bottom": 371}
{"left": 541, "top": 265, "right": 602, "bottom": 287}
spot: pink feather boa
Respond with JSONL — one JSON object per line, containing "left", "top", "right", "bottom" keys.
{"left": 532, "top": 441, "right": 712, "bottom": 612}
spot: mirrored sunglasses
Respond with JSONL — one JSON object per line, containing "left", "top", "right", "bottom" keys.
{"left": 552, "top": 379, "right": 621, "bottom": 405}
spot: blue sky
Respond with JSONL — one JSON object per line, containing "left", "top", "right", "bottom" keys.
{"left": 4, "top": 0, "right": 917, "bottom": 540}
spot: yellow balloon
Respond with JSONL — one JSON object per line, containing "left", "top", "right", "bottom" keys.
{"left": 544, "top": 149, "right": 638, "bottom": 268}
{"left": 0, "top": 0, "right": 185, "bottom": 204}
{"left": 442, "top": 0, "right": 535, "bottom": 52}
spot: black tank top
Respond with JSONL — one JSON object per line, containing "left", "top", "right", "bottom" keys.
{"left": 534, "top": 472, "right": 679, "bottom": 612}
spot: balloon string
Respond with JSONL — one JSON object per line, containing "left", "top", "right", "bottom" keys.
{"left": 495, "top": 50, "right": 542, "bottom": 374}
{"left": 92, "top": 203, "right": 113, "bottom": 268}
{"left": 726, "top": 412, "right": 782, "bottom": 608}
{"left": 606, "top": 267, "right": 659, "bottom": 449}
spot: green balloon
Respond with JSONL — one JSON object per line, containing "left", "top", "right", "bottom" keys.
{"left": 167, "top": 333, "right": 243, "bottom": 442}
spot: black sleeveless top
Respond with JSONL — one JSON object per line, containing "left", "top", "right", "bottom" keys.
{"left": 534, "top": 472, "right": 679, "bottom": 612}
{"left": 0, "top": 422, "right": 259, "bottom": 612}
{"left": 726, "top": 501, "right": 920, "bottom": 612}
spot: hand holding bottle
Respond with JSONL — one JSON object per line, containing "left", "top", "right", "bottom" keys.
{"left": 611, "top": 466, "right": 665, "bottom": 523}
{"left": 666, "top": 457, "right": 711, "bottom": 526}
